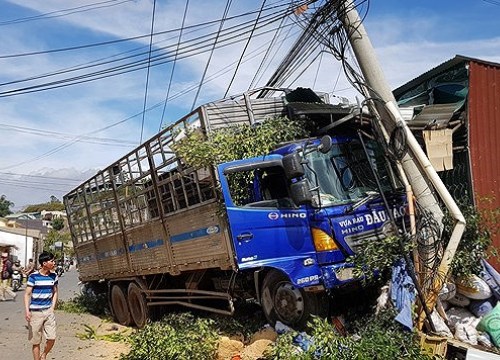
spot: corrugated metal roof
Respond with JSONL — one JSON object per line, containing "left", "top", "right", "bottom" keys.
{"left": 393, "top": 55, "right": 500, "bottom": 99}
{"left": 406, "top": 103, "right": 461, "bottom": 130}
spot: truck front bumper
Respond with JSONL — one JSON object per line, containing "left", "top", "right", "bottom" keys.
{"left": 321, "top": 264, "right": 357, "bottom": 289}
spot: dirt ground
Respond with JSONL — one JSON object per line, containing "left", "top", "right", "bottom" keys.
{"left": 0, "top": 301, "right": 276, "bottom": 360}
{"left": 0, "top": 306, "right": 130, "bottom": 360}
{"left": 0, "top": 270, "right": 275, "bottom": 360}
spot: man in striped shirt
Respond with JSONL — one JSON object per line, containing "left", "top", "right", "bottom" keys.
{"left": 24, "top": 251, "right": 59, "bottom": 360}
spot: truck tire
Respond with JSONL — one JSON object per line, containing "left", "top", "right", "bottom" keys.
{"left": 128, "top": 283, "right": 148, "bottom": 328}
{"left": 261, "top": 270, "right": 327, "bottom": 329}
{"left": 111, "top": 284, "right": 131, "bottom": 326}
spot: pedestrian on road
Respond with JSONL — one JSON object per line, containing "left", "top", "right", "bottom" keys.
{"left": 1, "top": 252, "right": 16, "bottom": 301}
{"left": 24, "top": 251, "right": 59, "bottom": 360}
{"left": 24, "top": 258, "right": 36, "bottom": 283}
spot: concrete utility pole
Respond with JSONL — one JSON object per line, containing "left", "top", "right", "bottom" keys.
{"left": 337, "top": 1, "right": 466, "bottom": 327}
{"left": 338, "top": 2, "right": 444, "bottom": 224}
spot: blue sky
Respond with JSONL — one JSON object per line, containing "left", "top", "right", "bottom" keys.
{"left": 1, "top": 0, "right": 499, "bottom": 210}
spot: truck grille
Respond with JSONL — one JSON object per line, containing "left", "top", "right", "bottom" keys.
{"left": 344, "top": 222, "right": 398, "bottom": 253}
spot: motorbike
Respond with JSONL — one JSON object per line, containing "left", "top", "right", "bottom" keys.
{"left": 56, "top": 264, "right": 64, "bottom": 277}
{"left": 11, "top": 270, "right": 22, "bottom": 291}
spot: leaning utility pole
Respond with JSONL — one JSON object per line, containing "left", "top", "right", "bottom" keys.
{"left": 338, "top": 1, "right": 466, "bottom": 327}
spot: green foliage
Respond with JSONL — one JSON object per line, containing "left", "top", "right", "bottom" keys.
{"left": 119, "top": 308, "right": 434, "bottom": 360}
{"left": 77, "top": 323, "right": 100, "bottom": 340}
{"left": 57, "top": 291, "right": 108, "bottom": 316}
{"left": 23, "top": 201, "right": 65, "bottom": 212}
{"left": 348, "top": 234, "right": 414, "bottom": 283}
{"left": 210, "top": 307, "right": 266, "bottom": 340}
{"left": 120, "top": 312, "right": 219, "bottom": 360}
{"left": 173, "top": 117, "right": 307, "bottom": 169}
{"left": 173, "top": 117, "right": 307, "bottom": 207}
{"left": 264, "top": 313, "right": 436, "bottom": 360}
{"left": 52, "top": 217, "right": 65, "bottom": 231}
{"left": 50, "top": 195, "right": 60, "bottom": 203}
{"left": 77, "top": 323, "right": 128, "bottom": 342}
{"left": 43, "top": 229, "right": 71, "bottom": 258}
{"left": 446, "top": 197, "right": 497, "bottom": 278}
{"left": 0, "top": 194, "right": 14, "bottom": 217}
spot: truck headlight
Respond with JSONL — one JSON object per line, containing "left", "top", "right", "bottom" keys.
{"left": 312, "top": 228, "right": 338, "bottom": 251}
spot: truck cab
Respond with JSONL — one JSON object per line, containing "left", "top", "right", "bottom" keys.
{"left": 218, "top": 132, "right": 408, "bottom": 327}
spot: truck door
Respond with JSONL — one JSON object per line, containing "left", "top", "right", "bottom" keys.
{"left": 218, "top": 157, "right": 316, "bottom": 270}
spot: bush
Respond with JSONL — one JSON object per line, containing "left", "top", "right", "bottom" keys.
{"left": 444, "top": 198, "right": 497, "bottom": 278}
{"left": 57, "top": 290, "right": 108, "bottom": 316}
{"left": 120, "top": 312, "right": 219, "bottom": 360}
{"left": 348, "top": 234, "right": 414, "bottom": 283}
{"left": 264, "top": 312, "right": 436, "bottom": 360}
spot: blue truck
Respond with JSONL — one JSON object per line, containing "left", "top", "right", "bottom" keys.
{"left": 64, "top": 88, "right": 407, "bottom": 328}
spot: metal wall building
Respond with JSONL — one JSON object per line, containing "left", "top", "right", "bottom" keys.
{"left": 393, "top": 55, "right": 500, "bottom": 269}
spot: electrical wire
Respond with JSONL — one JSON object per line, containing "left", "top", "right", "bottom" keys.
{"left": 0, "top": 2, "right": 304, "bottom": 98}
{"left": 139, "top": 0, "right": 157, "bottom": 144}
{"left": 191, "top": 0, "right": 234, "bottom": 111}
{"left": 158, "top": 0, "right": 190, "bottom": 131}
{"left": 0, "top": 123, "right": 136, "bottom": 147}
{"left": 312, "top": 46, "right": 325, "bottom": 88}
{"left": 0, "top": 171, "right": 82, "bottom": 182}
{"left": 0, "top": 180, "right": 74, "bottom": 193}
{"left": 259, "top": 0, "right": 338, "bottom": 97}
{"left": 0, "top": 0, "right": 133, "bottom": 26}
{"left": 0, "top": 0, "right": 298, "bottom": 60}
{"left": 0, "top": 104, "right": 163, "bottom": 171}
{"left": 0, "top": 0, "right": 317, "bottom": 171}
{"left": 224, "top": 0, "right": 267, "bottom": 97}
{"left": 247, "top": 11, "right": 288, "bottom": 89}
{"left": 0, "top": 177, "right": 79, "bottom": 187}
{"left": 0, "top": 22, "right": 302, "bottom": 173}
{"left": 250, "top": 17, "right": 294, "bottom": 89}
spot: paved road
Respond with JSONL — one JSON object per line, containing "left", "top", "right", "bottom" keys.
{"left": 0, "top": 267, "right": 127, "bottom": 360}
{"left": 56, "top": 266, "right": 82, "bottom": 301}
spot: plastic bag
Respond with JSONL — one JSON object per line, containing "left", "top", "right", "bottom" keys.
{"left": 456, "top": 275, "right": 492, "bottom": 300}
{"left": 477, "top": 303, "right": 500, "bottom": 346}
{"left": 469, "top": 298, "right": 494, "bottom": 318}
{"left": 430, "top": 310, "right": 453, "bottom": 338}
{"left": 455, "top": 323, "right": 478, "bottom": 345}
{"left": 439, "top": 282, "right": 456, "bottom": 301}
{"left": 448, "top": 293, "right": 471, "bottom": 307}
{"left": 446, "top": 307, "right": 477, "bottom": 331}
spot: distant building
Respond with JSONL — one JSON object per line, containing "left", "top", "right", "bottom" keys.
{"left": 41, "top": 210, "right": 67, "bottom": 228}
{"left": 0, "top": 209, "right": 68, "bottom": 264}
{"left": 0, "top": 227, "right": 41, "bottom": 266}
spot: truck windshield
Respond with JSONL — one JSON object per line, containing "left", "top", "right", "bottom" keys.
{"left": 304, "top": 138, "right": 398, "bottom": 207}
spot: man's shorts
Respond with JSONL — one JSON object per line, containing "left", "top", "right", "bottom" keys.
{"left": 28, "top": 309, "right": 56, "bottom": 344}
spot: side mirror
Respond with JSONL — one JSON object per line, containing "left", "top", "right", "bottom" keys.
{"left": 282, "top": 152, "right": 305, "bottom": 179}
{"left": 290, "top": 178, "right": 313, "bottom": 205}
{"left": 318, "top": 135, "right": 333, "bottom": 154}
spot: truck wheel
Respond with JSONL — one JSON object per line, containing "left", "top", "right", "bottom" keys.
{"left": 128, "top": 283, "right": 148, "bottom": 328}
{"left": 110, "top": 284, "right": 131, "bottom": 326}
{"left": 261, "top": 270, "right": 327, "bottom": 329}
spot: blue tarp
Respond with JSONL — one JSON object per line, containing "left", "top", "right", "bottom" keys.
{"left": 391, "top": 259, "right": 416, "bottom": 330}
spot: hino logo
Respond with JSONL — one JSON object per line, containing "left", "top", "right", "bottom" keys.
{"left": 268, "top": 212, "right": 306, "bottom": 221}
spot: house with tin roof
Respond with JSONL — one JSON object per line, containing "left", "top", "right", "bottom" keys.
{"left": 393, "top": 55, "right": 500, "bottom": 268}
